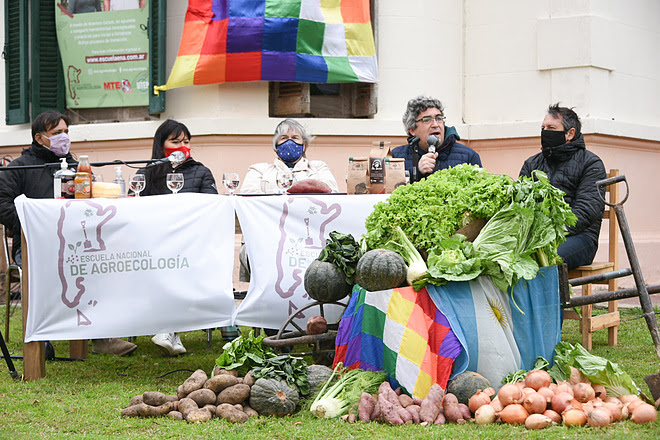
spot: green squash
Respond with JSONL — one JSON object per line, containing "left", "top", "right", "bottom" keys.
{"left": 249, "top": 378, "right": 299, "bottom": 416}
{"left": 304, "top": 259, "right": 352, "bottom": 302}
{"left": 355, "top": 249, "right": 407, "bottom": 292}
{"left": 446, "top": 371, "right": 491, "bottom": 405}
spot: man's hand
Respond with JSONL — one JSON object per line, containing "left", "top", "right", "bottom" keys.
{"left": 418, "top": 152, "right": 438, "bottom": 175}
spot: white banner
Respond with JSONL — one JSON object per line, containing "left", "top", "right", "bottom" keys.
{"left": 15, "top": 194, "right": 236, "bottom": 342}
{"left": 234, "top": 194, "right": 388, "bottom": 330}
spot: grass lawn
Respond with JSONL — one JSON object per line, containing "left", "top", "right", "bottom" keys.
{"left": 0, "top": 304, "right": 659, "bottom": 439}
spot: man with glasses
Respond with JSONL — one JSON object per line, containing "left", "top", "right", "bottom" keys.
{"left": 393, "top": 96, "right": 481, "bottom": 182}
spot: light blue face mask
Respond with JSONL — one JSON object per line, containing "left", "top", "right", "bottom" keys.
{"left": 276, "top": 139, "right": 304, "bottom": 163}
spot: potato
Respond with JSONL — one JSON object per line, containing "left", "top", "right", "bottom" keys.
{"left": 179, "top": 369, "right": 208, "bottom": 397}
{"left": 243, "top": 405, "right": 259, "bottom": 417}
{"left": 186, "top": 408, "right": 213, "bottom": 423}
{"left": 211, "top": 366, "right": 239, "bottom": 377}
{"left": 178, "top": 397, "right": 199, "bottom": 419}
{"left": 121, "top": 403, "right": 147, "bottom": 418}
{"left": 243, "top": 370, "right": 257, "bottom": 387}
{"left": 216, "top": 384, "right": 251, "bottom": 405}
{"left": 216, "top": 403, "right": 249, "bottom": 423}
{"left": 137, "top": 401, "right": 176, "bottom": 417}
{"left": 187, "top": 388, "right": 217, "bottom": 407}
{"left": 204, "top": 374, "right": 239, "bottom": 393}
{"left": 203, "top": 404, "right": 217, "bottom": 415}
{"left": 128, "top": 394, "right": 144, "bottom": 407}
{"left": 168, "top": 411, "right": 183, "bottom": 420}
{"left": 142, "top": 391, "right": 178, "bottom": 406}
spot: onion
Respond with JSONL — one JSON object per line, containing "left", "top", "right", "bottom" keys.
{"left": 551, "top": 391, "right": 574, "bottom": 414}
{"left": 568, "top": 366, "right": 589, "bottom": 386}
{"left": 586, "top": 408, "right": 611, "bottom": 427}
{"left": 573, "top": 382, "right": 596, "bottom": 403}
{"left": 592, "top": 384, "right": 606, "bottom": 399}
{"left": 568, "top": 398, "right": 583, "bottom": 411}
{"left": 523, "top": 392, "right": 547, "bottom": 414}
{"left": 619, "top": 394, "right": 641, "bottom": 404}
{"left": 499, "top": 404, "right": 528, "bottom": 425}
{"left": 543, "top": 409, "right": 561, "bottom": 424}
{"left": 562, "top": 408, "right": 587, "bottom": 426}
{"left": 498, "top": 383, "right": 523, "bottom": 406}
{"left": 630, "top": 402, "right": 658, "bottom": 424}
{"left": 525, "top": 413, "right": 552, "bottom": 429}
{"left": 555, "top": 381, "right": 574, "bottom": 397}
{"left": 601, "top": 402, "right": 623, "bottom": 422}
{"left": 468, "top": 389, "right": 492, "bottom": 414}
{"left": 537, "top": 387, "right": 554, "bottom": 405}
{"left": 525, "top": 369, "right": 552, "bottom": 391}
{"left": 604, "top": 396, "right": 622, "bottom": 406}
{"left": 490, "top": 398, "right": 504, "bottom": 412}
{"left": 474, "top": 404, "right": 497, "bottom": 425}
{"left": 627, "top": 399, "right": 645, "bottom": 413}
{"left": 483, "top": 387, "right": 496, "bottom": 397}
{"left": 522, "top": 387, "right": 536, "bottom": 397}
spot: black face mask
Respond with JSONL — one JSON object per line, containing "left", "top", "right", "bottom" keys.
{"left": 541, "top": 129, "right": 567, "bottom": 150}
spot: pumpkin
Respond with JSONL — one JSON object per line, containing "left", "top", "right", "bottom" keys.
{"left": 249, "top": 378, "right": 299, "bottom": 416}
{"left": 446, "top": 371, "right": 492, "bottom": 406}
{"left": 306, "top": 364, "right": 334, "bottom": 394}
{"left": 304, "top": 260, "right": 352, "bottom": 302}
{"left": 355, "top": 249, "right": 407, "bottom": 292}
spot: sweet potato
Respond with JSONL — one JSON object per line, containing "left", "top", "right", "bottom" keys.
{"left": 434, "top": 407, "right": 446, "bottom": 425}
{"left": 412, "top": 397, "right": 423, "bottom": 406}
{"left": 187, "top": 388, "right": 217, "bottom": 407}
{"left": 371, "top": 401, "right": 381, "bottom": 421}
{"left": 458, "top": 403, "right": 472, "bottom": 421}
{"left": 419, "top": 384, "right": 445, "bottom": 423}
{"left": 216, "top": 403, "right": 249, "bottom": 423}
{"left": 407, "top": 404, "right": 421, "bottom": 423}
{"left": 178, "top": 369, "right": 208, "bottom": 398}
{"left": 378, "top": 389, "right": 404, "bottom": 425}
{"left": 142, "top": 391, "right": 178, "bottom": 406}
{"left": 204, "top": 374, "right": 240, "bottom": 393}
{"left": 398, "top": 407, "right": 413, "bottom": 424}
{"left": 443, "top": 393, "right": 464, "bottom": 423}
{"left": 398, "top": 394, "right": 414, "bottom": 408}
{"left": 217, "top": 384, "right": 251, "bottom": 405}
{"left": 129, "top": 394, "right": 144, "bottom": 406}
{"left": 168, "top": 411, "right": 183, "bottom": 420}
{"left": 243, "top": 405, "right": 259, "bottom": 418}
{"left": 358, "top": 392, "right": 376, "bottom": 421}
{"left": 178, "top": 397, "right": 199, "bottom": 420}
{"left": 287, "top": 179, "right": 332, "bottom": 194}
{"left": 186, "top": 408, "right": 213, "bottom": 423}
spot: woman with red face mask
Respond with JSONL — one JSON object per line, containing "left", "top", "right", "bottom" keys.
{"left": 137, "top": 119, "right": 217, "bottom": 196}
{"left": 136, "top": 119, "right": 218, "bottom": 355}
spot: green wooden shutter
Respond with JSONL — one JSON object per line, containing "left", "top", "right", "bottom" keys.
{"left": 149, "top": 0, "right": 167, "bottom": 115}
{"left": 4, "top": 0, "right": 29, "bottom": 125}
{"left": 31, "top": 0, "right": 65, "bottom": 119}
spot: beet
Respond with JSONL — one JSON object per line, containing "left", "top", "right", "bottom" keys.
{"left": 306, "top": 316, "right": 328, "bottom": 335}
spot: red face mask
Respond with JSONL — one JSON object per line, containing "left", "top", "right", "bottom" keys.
{"left": 164, "top": 146, "right": 191, "bottom": 161}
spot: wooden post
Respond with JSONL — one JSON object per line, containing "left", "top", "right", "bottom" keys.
{"left": 21, "top": 230, "right": 45, "bottom": 379}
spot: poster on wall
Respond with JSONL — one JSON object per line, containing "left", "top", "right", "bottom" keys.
{"left": 54, "top": 1, "right": 149, "bottom": 108}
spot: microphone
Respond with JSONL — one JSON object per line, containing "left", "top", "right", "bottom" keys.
{"left": 426, "top": 135, "right": 439, "bottom": 154}
{"left": 146, "top": 151, "right": 185, "bottom": 168}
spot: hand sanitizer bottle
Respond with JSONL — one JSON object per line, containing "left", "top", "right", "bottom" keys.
{"left": 53, "top": 158, "right": 76, "bottom": 198}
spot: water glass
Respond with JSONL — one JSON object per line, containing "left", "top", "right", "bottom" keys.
{"left": 166, "top": 173, "right": 184, "bottom": 194}
{"left": 129, "top": 174, "right": 145, "bottom": 197}
{"left": 222, "top": 172, "right": 240, "bottom": 195}
{"left": 276, "top": 171, "right": 294, "bottom": 194}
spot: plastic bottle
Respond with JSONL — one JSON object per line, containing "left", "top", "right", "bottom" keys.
{"left": 53, "top": 158, "right": 75, "bottom": 199}
{"left": 75, "top": 155, "right": 92, "bottom": 199}
{"left": 113, "top": 166, "right": 126, "bottom": 197}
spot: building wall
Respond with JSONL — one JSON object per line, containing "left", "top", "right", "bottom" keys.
{"left": 0, "top": 1, "right": 658, "bottom": 285}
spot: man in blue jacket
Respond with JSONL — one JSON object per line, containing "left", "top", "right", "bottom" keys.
{"left": 392, "top": 96, "right": 481, "bottom": 182}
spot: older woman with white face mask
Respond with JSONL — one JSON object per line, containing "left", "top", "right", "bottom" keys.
{"left": 240, "top": 119, "right": 339, "bottom": 194}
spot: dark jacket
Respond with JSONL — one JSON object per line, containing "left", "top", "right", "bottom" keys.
{"left": 391, "top": 126, "right": 482, "bottom": 182}
{"left": 138, "top": 158, "right": 217, "bottom": 196}
{"left": 519, "top": 134, "right": 606, "bottom": 245}
{"left": 0, "top": 142, "right": 76, "bottom": 259}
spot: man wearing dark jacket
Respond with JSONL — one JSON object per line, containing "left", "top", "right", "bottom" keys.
{"left": 520, "top": 104, "right": 607, "bottom": 270}
{"left": 0, "top": 110, "right": 137, "bottom": 356}
{"left": 392, "top": 96, "right": 481, "bottom": 182}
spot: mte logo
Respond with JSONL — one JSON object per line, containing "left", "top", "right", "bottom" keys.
{"left": 103, "top": 80, "right": 132, "bottom": 93}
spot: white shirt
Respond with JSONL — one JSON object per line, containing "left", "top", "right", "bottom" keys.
{"left": 240, "top": 157, "right": 339, "bottom": 194}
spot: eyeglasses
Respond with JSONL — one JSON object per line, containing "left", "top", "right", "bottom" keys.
{"left": 415, "top": 115, "right": 446, "bottom": 124}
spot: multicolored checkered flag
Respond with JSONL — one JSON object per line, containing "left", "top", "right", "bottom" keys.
{"left": 155, "top": 0, "right": 378, "bottom": 92}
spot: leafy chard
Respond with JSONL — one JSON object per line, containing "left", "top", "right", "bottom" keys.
{"left": 318, "top": 231, "right": 362, "bottom": 285}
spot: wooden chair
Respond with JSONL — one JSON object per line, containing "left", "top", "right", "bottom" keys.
{"left": 2, "top": 224, "right": 22, "bottom": 342}
{"left": 564, "top": 169, "right": 620, "bottom": 350}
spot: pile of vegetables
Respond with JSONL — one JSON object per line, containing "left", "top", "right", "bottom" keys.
{"left": 361, "top": 164, "right": 577, "bottom": 292}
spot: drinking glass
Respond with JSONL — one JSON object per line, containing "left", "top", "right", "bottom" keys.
{"left": 276, "top": 171, "right": 294, "bottom": 194}
{"left": 129, "top": 174, "right": 145, "bottom": 197}
{"left": 166, "top": 173, "right": 184, "bottom": 194}
{"left": 222, "top": 172, "right": 240, "bottom": 195}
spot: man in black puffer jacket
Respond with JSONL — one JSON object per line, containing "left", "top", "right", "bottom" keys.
{"left": 520, "top": 104, "right": 607, "bottom": 270}
{"left": 0, "top": 111, "right": 77, "bottom": 265}
{"left": 393, "top": 96, "right": 481, "bottom": 183}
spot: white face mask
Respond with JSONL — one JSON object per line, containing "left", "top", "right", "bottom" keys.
{"left": 42, "top": 132, "right": 71, "bottom": 157}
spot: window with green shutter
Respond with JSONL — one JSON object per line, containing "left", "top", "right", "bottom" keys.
{"left": 4, "top": 0, "right": 30, "bottom": 125}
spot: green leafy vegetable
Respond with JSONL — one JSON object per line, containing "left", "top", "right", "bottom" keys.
{"left": 215, "top": 330, "right": 272, "bottom": 377}
{"left": 252, "top": 354, "right": 310, "bottom": 396}
{"left": 318, "top": 231, "right": 363, "bottom": 284}
{"left": 383, "top": 226, "right": 428, "bottom": 287}
{"left": 502, "top": 357, "right": 550, "bottom": 384}
{"left": 548, "top": 341, "right": 637, "bottom": 397}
